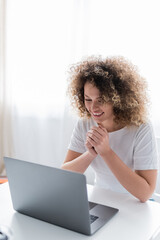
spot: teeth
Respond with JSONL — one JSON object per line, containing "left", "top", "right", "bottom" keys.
{"left": 93, "top": 113, "right": 102, "bottom": 116}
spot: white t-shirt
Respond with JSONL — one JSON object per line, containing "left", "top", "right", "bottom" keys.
{"left": 68, "top": 118, "right": 158, "bottom": 193}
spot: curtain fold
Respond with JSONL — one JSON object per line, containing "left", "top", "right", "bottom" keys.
{"left": 0, "top": 0, "right": 5, "bottom": 174}
{"left": 0, "top": 0, "right": 13, "bottom": 175}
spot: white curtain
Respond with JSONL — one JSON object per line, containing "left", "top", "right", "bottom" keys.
{"left": 0, "top": 0, "right": 13, "bottom": 175}
{"left": 1, "top": 0, "right": 160, "bottom": 177}
{"left": 1, "top": 0, "right": 83, "bottom": 173}
{"left": 0, "top": 0, "right": 5, "bottom": 174}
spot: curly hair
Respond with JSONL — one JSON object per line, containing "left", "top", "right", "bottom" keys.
{"left": 67, "top": 56, "right": 149, "bottom": 126}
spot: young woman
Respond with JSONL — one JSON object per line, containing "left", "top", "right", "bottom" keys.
{"left": 61, "top": 56, "right": 158, "bottom": 202}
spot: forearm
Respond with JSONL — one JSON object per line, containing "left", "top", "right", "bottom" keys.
{"left": 61, "top": 151, "right": 95, "bottom": 174}
{"left": 101, "top": 149, "right": 156, "bottom": 202}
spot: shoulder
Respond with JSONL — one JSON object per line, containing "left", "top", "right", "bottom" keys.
{"left": 115, "top": 122, "right": 156, "bottom": 144}
{"left": 129, "top": 121, "right": 157, "bottom": 149}
{"left": 123, "top": 121, "right": 154, "bottom": 136}
{"left": 135, "top": 121, "right": 155, "bottom": 138}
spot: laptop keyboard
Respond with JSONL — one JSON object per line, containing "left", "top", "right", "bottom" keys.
{"left": 90, "top": 214, "right": 99, "bottom": 224}
{"left": 89, "top": 202, "right": 97, "bottom": 210}
{"left": 89, "top": 202, "right": 99, "bottom": 223}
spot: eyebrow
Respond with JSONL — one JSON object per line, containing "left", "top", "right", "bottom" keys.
{"left": 84, "top": 94, "right": 102, "bottom": 99}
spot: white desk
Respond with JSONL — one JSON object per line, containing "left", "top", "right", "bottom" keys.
{"left": 1, "top": 183, "right": 160, "bottom": 240}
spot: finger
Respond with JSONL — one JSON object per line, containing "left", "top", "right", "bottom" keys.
{"left": 87, "top": 130, "right": 102, "bottom": 142}
{"left": 91, "top": 147, "right": 98, "bottom": 155}
{"left": 85, "top": 139, "right": 93, "bottom": 148}
{"left": 87, "top": 136, "right": 96, "bottom": 147}
{"left": 86, "top": 136, "right": 95, "bottom": 146}
{"left": 91, "top": 126, "right": 106, "bottom": 136}
{"left": 85, "top": 141, "right": 98, "bottom": 155}
{"left": 98, "top": 124, "right": 108, "bottom": 133}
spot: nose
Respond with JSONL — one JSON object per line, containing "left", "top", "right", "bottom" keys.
{"left": 91, "top": 101, "right": 99, "bottom": 111}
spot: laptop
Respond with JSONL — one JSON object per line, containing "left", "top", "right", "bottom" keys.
{"left": 4, "top": 157, "right": 119, "bottom": 235}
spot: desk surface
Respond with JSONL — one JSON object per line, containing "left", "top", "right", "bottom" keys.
{"left": 1, "top": 183, "right": 160, "bottom": 240}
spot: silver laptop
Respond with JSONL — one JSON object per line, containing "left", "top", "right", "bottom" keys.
{"left": 4, "top": 157, "right": 119, "bottom": 235}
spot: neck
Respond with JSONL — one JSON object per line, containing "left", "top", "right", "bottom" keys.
{"left": 98, "top": 121, "right": 125, "bottom": 132}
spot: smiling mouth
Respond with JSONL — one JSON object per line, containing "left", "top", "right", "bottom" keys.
{"left": 92, "top": 112, "right": 104, "bottom": 117}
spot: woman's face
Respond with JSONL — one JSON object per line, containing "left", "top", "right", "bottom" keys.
{"left": 84, "top": 82, "right": 114, "bottom": 126}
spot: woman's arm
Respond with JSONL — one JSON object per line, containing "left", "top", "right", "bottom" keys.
{"left": 87, "top": 125, "right": 157, "bottom": 202}
{"left": 101, "top": 148, "right": 157, "bottom": 202}
{"left": 61, "top": 149, "right": 96, "bottom": 173}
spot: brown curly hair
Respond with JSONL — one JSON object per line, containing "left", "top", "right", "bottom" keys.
{"left": 67, "top": 56, "right": 149, "bottom": 126}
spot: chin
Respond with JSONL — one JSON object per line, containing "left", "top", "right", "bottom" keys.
{"left": 93, "top": 118, "right": 103, "bottom": 125}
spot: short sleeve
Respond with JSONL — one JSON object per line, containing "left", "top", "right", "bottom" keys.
{"left": 68, "top": 119, "right": 86, "bottom": 153}
{"left": 133, "top": 123, "right": 159, "bottom": 170}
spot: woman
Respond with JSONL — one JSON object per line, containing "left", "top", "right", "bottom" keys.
{"left": 61, "top": 56, "right": 158, "bottom": 202}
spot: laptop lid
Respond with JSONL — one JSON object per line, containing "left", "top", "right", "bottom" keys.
{"left": 4, "top": 157, "right": 118, "bottom": 235}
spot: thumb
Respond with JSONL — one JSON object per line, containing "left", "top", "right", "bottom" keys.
{"left": 98, "top": 123, "right": 108, "bottom": 133}
{"left": 98, "top": 123, "right": 104, "bottom": 128}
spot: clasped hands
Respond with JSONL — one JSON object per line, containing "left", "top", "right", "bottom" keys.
{"left": 85, "top": 125, "right": 110, "bottom": 157}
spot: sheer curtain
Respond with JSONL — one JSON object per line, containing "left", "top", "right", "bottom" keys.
{"left": 0, "top": 0, "right": 5, "bottom": 175}
{"left": 4, "top": 0, "right": 81, "bottom": 169}
{"left": 0, "top": 0, "right": 13, "bottom": 175}
{"left": 1, "top": 0, "right": 160, "bottom": 177}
